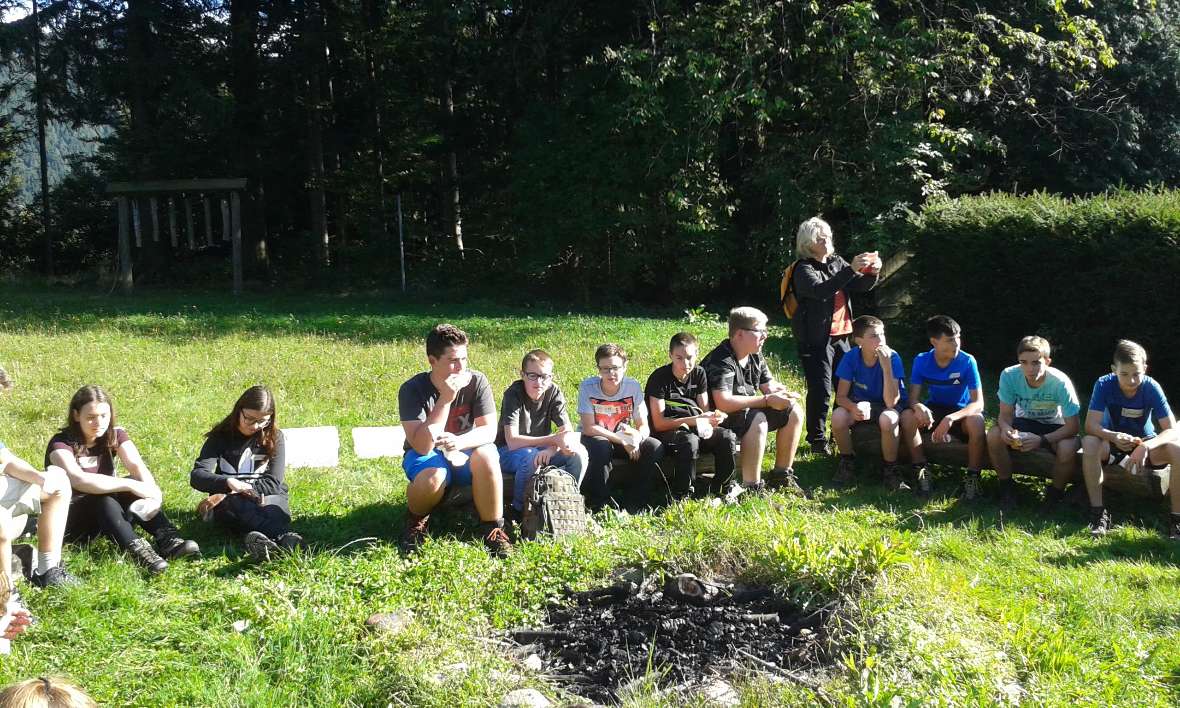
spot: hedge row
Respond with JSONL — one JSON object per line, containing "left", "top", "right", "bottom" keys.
{"left": 898, "top": 188, "right": 1180, "bottom": 395}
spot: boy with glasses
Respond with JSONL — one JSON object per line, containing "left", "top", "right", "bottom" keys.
{"left": 497, "top": 350, "right": 588, "bottom": 517}
{"left": 577, "top": 344, "right": 664, "bottom": 511}
{"left": 701, "top": 307, "right": 805, "bottom": 497}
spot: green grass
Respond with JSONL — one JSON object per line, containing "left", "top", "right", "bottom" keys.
{"left": 0, "top": 285, "right": 1178, "bottom": 706}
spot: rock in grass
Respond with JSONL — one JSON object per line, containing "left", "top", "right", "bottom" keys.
{"left": 499, "top": 688, "right": 551, "bottom": 707}
{"left": 698, "top": 679, "right": 740, "bottom": 706}
{"left": 523, "top": 653, "right": 543, "bottom": 672}
{"left": 365, "top": 609, "right": 414, "bottom": 635}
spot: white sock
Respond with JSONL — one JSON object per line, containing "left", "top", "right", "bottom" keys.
{"left": 35, "top": 550, "right": 60, "bottom": 575}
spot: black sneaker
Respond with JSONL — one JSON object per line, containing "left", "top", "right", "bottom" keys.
{"left": 399, "top": 513, "right": 430, "bottom": 555}
{"left": 1167, "top": 514, "right": 1180, "bottom": 541}
{"left": 126, "top": 538, "right": 168, "bottom": 574}
{"left": 882, "top": 463, "right": 911, "bottom": 493}
{"left": 10, "top": 544, "right": 33, "bottom": 581}
{"left": 1042, "top": 484, "right": 1066, "bottom": 509}
{"left": 276, "top": 532, "right": 307, "bottom": 553}
{"left": 1088, "top": 506, "right": 1111, "bottom": 537}
{"left": 156, "top": 535, "right": 202, "bottom": 560}
{"left": 30, "top": 565, "right": 80, "bottom": 589}
{"left": 914, "top": 465, "right": 932, "bottom": 496}
{"left": 809, "top": 439, "right": 833, "bottom": 457}
{"left": 482, "top": 524, "right": 513, "bottom": 559}
{"left": 832, "top": 456, "right": 857, "bottom": 488}
{"left": 998, "top": 479, "right": 1017, "bottom": 509}
{"left": 766, "top": 468, "right": 806, "bottom": 497}
{"left": 244, "top": 531, "right": 280, "bottom": 562}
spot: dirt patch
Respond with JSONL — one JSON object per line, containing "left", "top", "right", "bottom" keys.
{"left": 510, "top": 571, "right": 834, "bottom": 704}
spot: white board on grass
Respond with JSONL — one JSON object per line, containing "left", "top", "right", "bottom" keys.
{"left": 351, "top": 426, "right": 406, "bottom": 459}
{"left": 284, "top": 426, "right": 340, "bottom": 468}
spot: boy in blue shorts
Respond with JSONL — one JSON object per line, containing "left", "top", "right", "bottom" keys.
{"left": 397, "top": 324, "right": 511, "bottom": 558}
{"left": 497, "top": 349, "right": 588, "bottom": 516}
{"left": 985, "top": 336, "right": 1081, "bottom": 509}
{"left": 1081, "top": 340, "right": 1180, "bottom": 537}
{"left": 830, "top": 316, "right": 909, "bottom": 492}
{"left": 900, "top": 315, "right": 986, "bottom": 498}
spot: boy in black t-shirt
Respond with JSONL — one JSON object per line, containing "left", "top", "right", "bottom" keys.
{"left": 646, "top": 332, "right": 737, "bottom": 499}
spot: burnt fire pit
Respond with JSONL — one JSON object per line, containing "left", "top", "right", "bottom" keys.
{"left": 510, "top": 571, "right": 833, "bottom": 704}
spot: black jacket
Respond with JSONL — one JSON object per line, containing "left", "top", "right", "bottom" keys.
{"left": 190, "top": 429, "right": 288, "bottom": 509}
{"left": 790, "top": 256, "right": 878, "bottom": 350}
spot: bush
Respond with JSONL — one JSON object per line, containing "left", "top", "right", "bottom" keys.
{"left": 899, "top": 189, "right": 1180, "bottom": 393}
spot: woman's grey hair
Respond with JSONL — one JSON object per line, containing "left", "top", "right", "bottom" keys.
{"left": 795, "top": 216, "right": 833, "bottom": 260}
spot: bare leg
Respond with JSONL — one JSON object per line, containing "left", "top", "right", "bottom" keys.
{"left": 964, "top": 414, "right": 986, "bottom": 470}
{"left": 900, "top": 409, "right": 927, "bottom": 464}
{"left": 831, "top": 407, "right": 854, "bottom": 455}
{"left": 773, "top": 404, "right": 803, "bottom": 470}
{"left": 469, "top": 444, "right": 504, "bottom": 523}
{"left": 1148, "top": 442, "right": 1180, "bottom": 513}
{"left": 406, "top": 467, "right": 447, "bottom": 516}
{"left": 739, "top": 412, "right": 768, "bottom": 484}
{"left": 986, "top": 426, "right": 1012, "bottom": 480}
{"left": 1052, "top": 437, "right": 1080, "bottom": 489}
{"left": 1081, "top": 435, "right": 1108, "bottom": 507}
{"left": 879, "top": 410, "right": 900, "bottom": 463}
{"left": 37, "top": 466, "right": 71, "bottom": 556}
{"left": 0, "top": 508, "right": 17, "bottom": 583}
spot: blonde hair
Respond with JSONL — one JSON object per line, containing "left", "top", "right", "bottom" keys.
{"left": 1016, "top": 336, "right": 1051, "bottom": 359}
{"left": 727, "top": 306, "right": 768, "bottom": 336}
{"left": 0, "top": 677, "right": 97, "bottom": 708}
{"left": 795, "top": 217, "right": 832, "bottom": 260}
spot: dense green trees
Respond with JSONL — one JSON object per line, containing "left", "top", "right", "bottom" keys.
{"left": 0, "top": 1, "right": 1177, "bottom": 301}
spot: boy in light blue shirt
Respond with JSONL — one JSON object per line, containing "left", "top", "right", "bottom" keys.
{"left": 985, "top": 336, "right": 1080, "bottom": 509}
{"left": 900, "top": 315, "right": 986, "bottom": 499}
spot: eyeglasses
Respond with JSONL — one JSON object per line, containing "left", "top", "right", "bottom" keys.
{"left": 241, "top": 412, "right": 272, "bottom": 426}
{"left": 523, "top": 372, "right": 554, "bottom": 383}
{"left": 742, "top": 328, "right": 769, "bottom": 338}
{"left": 598, "top": 365, "right": 624, "bottom": 374}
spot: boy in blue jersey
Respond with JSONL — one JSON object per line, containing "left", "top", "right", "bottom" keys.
{"left": 900, "top": 315, "right": 986, "bottom": 498}
{"left": 1080, "top": 340, "right": 1180, "bottom": 537}
{"left": 985, "top": 336, "right": 1081, "bottom": 509}
{"left": 830, "top": 316, "right": 909, "bottom": 491}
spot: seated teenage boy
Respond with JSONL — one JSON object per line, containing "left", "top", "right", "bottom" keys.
{"left": 498, "top": 349, "right": 589, "bottom": 516}
{"left": 577, "top": 344, "right": 664, "bottom": 511}
{"left": 397, "top": 324, "right": 511, "bottom": 558}
{"left": 1080, "top": 340, "right": 1180, "bottom": 538}
{"left": 0, "top": 366, "right": 75, "bottom": 590}
{"left": 830, "top": 315, "right": 909, "bottom": 492}
{"left": 645, "top": 332, "right": 737, "bottom": 500}
{"left": 985, "top": 336, "right": 1081, "bottom": 509}
{"left": 701, "top": 307, "right": 804, "bottom": 496}
{"left": 900, "top": 315, "right": 986, "bottom": 499}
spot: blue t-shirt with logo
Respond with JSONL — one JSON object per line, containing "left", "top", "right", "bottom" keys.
{"left": 1088, "top": 374, "right": 1172, "bottom": 438}
{"left": 835, "top": 347, "right": 907, "bottom": 407}
{"left": 910, "top": 350, "right": 980, "bottom": 409}
{"left": 997, "top": 365, "right": 1080, "bottom": 425}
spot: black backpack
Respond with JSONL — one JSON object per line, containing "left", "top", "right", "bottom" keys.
{"left": 520, "top": 466, "right": 590, "bottom": 541}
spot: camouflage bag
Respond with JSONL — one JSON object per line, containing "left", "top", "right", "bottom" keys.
{"left": 520, "top": 466, "right": 589, "bottom": 541}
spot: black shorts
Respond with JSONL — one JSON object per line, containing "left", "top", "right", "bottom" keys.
{"left": 723, "top": 406, "right": 796, "bottom": 438}
{"left": 1011, "top": 418, "right": 1063, "bottom": 449}
{"left": 849, "top": 401, "right": 900, "bottom": 426}
{"left": 928, "top": 403, "right": 971, "bottom": 441}
{"left": 1108, "top": 435, "right": 1168, "bottom": 469}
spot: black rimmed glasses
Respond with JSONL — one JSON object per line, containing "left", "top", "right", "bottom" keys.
{"left": 523, "top": 372, "right": 554, "bottom": 383}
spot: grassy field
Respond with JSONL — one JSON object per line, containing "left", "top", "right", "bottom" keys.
{"left": 0, "top": 285, "right": 1178, "bottom": 706}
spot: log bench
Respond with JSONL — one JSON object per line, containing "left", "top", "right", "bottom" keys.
{"left": 849, "top": 423, "right": 1169, "bottom": 498}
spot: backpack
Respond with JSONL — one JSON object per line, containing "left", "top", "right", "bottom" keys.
{"left": 779, "top": 260, "right": 800, "bottom": 318}
{"left": 520, "top": 466, "right": 590, "bottom": 541}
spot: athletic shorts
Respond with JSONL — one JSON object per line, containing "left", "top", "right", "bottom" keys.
{"left": 402, "top": 448, "right": 475, "bottom": 486}
{"left": 722, "top": 406, "right": 796, "bottom": 438}
{"left": 928, "top": 403, "right": 975, "bottom": 441}
{"left": 0, "top": 475, "right": 41, "bottom": 518}
{"left": 1011, "top": 418, "right": 1064, "bottom": 449}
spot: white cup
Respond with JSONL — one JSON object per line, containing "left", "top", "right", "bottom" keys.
{"left": 695, "top": 418, "right": 714, "bottom": 440}
{"left": 856, "top": 401, "right": 872, "bottom": 419}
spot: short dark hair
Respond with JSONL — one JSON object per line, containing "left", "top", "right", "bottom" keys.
{"left": 1113, "top": 339, "right": 1148, "bottom": 367}
{"left": 426, "top": 324, "right": 469, "bottom": 358}
{"left": 594, "top": 343, "right": 628, "bottom": 365}
{"left": 926, "top": 315, "right": 961, "bottom": 339}
{"left": 668, "top": 332, "right": 698, "bottom": 352}
{"left": 1016, "top": 336, "right": 1051, "bottom": 359}
{"left": 521, "top": 349, "right": 553, "bottom": 371}
{"left": 852, "top": 315, "right": 884, "bottom": 341}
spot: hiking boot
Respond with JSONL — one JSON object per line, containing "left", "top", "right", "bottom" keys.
{"left": 744, "top": 480, "right": 771, "bottom": 497}
{"left": 1167, "top": 514, "right": 1180, "bottom": 541}
{"left": 276, "top": 532, "right": 307, "bottom": 553}
{"left": 832, "top": 456, "right": 857, "bottom": 488}
{"left": 998, "top": 479, "right": 1017, "bottom": 510}
{"left": 399, "top": 513, "right": 430, "bottom": 555}
{"left": 882, "top": 463, "right": 911, "bottom": 493}
{"left": 156, "top": 534, "right": 201, "bottom": 560}
{"left": 809, "top": 439, "right": 833, "bottom": 457}
{"left": 482, "top": 524, "right": 513, "bottom": 559}
{"left": 126, "top": 538, "right": 168, "bottom": 574}
{"left": 914, "top": 465, "right": 932, "bottom": 496}
{"left": 29, "top": 565, "right": 79, "bottom": 589}
{"left": 767, "top": 467, "right": 805, "bottom": 496}
{"left": 10, "top": 544, "right": 32, "bottom": 582}
{"left": 1042, "top": 484, "right": 1066, "bottom": 510}
{"left": 244, "top": 531, "right": 280, "bottom": 563}
{"left": 961, "top": 472, "right": 981, "bottom": 501}
{"left": 1088, "top": 506, "right": 1111, "bottom": 537}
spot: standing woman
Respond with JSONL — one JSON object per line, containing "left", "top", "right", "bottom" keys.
{"left": 790, "top": 217, "right": 881, "bottom": 455}
{"left": 190, "top": 386, "right": 303, "bottom": 562}
{"left": 46, "top": 385, "right": 200, "bottom": 574}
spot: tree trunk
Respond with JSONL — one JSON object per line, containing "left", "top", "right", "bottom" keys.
{"left": 229, "top": 0, "right": 270, "bottom": 275}
{"left": 444, "top": 77, "right": 463, "bottom": 257}
{"left": 301, "top": 0, "right": 330, "bottom": 266}
{"left": 31, "top": 0, "right": 52, "bottom": 275}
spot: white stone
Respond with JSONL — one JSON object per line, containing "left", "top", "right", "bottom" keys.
{"left": 284, "top": 426, "right": 340, "bottom": 468}
{"left": 352, "top": 426, "right": 406, "bottom": 459}
{"left": 232, "top": 619, "right": 250, "bottom": 633}
{"left": 499, "top": 688, "right": 551, "bottom": 708}
{"left": 523, "top": 653, "right": 543, "bottom": 671}
{"left": 698, "top": 679, "right": 740, "bottom": 706}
